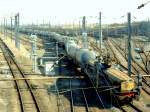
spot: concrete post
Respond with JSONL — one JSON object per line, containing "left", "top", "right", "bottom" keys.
{"left": 56, "top": 42, "right": 58, "bottom": 57}
{"left": 96, "top": 62, "right": 99, "bottom": 88}
{"left": 82, "top": 16, "right": 88, "bottom": 48}
{"left": 1, "top": 21, "right": 2, "bottom": 34}
{"left": 148, "top": 18, "right": 150, "bottom": 42}
{"left": 10, "top": 17, "right": 13, "bottom": 42}
{"left": 99, "top": 12, "right": 102, "bottom": 51}
{"left": 127, "top": 12, "right": 132, "bottom": 77}
{"left": 15, "top": 13, "right": 20, "bottom": 49}
{"left": 5, "top": 19, "right": 7, "bottom": 39}
{"left": 79, "top": 20, "right": 81, "bottom": 35}
{"left": 4, "top": 18, "right": 5, "bottom": 38}
{"left": 15, "top": 15, "right": 17, "bottom": 47}
{"left": 33, "top": 54, "right": 37, "bottom": 72}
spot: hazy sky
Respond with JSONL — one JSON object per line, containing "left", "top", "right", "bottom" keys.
{"left": 0, "top": 0, "right": 150, "bottom": 24}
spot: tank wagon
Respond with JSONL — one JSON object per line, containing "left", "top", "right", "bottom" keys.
{"left": 48, "top": 32, "right": 139, "bottom": 102}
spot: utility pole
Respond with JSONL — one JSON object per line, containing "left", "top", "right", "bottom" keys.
{"left": 96, "top": 62, "right": 100, "bottom": 89}
{"left": 5, "top": 19, "right": 7, "bottom": 39}
{"left": 82, "top": 16, "right": 88, "bottom": 48}
{"left": 10, "top": 17, "right": 13, "bottom": 42}
{"left": 31, "top": 22, "right": 34, "bottom": 34}
{"left": 15, "top": 13, "right": 20, "bottom": 49}
{"left": 56, "top": 42, "right": 58, "bottom": 57}
{"left": 148, "top": 18, "right": 150, "bottom": 42}
{"left": 99, "top": 12, "right": 102, "bottom": 52}
{"left": 72, "top": 21, "right": 74, "bottom": 36}
{"left": 127, "top": 12, "right": 132, "bottom": 77}
{"left": 4, "top": 18, "right": 5, "bottom": 38}
{"left": 1, "top": 21, "right": 3, "bottom": 34}
{"left": 49, "top": 21, "right": 51, "bottom": 30}
{"left": 79, "top": 20, "right": 81, "bottom": 36}
{"left": 106, "top": 24, "right": 109, "bottom": 40}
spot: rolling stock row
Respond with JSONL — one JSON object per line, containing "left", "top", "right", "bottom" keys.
{"left": 19, "top": 29, "right": 140, "bottom": 102}
{"left": 49, "top": 32, "right": 139, "bottom": 102}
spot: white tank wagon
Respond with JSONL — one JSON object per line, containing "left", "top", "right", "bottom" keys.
{"left": 65, "top": 41, "right": 79, "bottom": 59}
{"left": 49, "top": 32, "right": 75, "bottom": 45}
{"left": 65, "top": 41, "right": 96, "bottom": 66}
{"left": 75, "top": 48, "right": 96, "bottom": 65}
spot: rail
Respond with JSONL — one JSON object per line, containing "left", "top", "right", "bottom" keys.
{"left": 0, "top": 38, "right": 41, "bottom": 112}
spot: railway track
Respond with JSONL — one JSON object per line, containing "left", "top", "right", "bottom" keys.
{"left": 88, "top": 38, "right": 144, "bottom": 111}
{"left": 3, "top": 31, "right": 43, "bottom": 49}
{"left": 69, "top": 79, "right": 89, "bottom": 112}
{"left": 88, "top": 37, "right": 150, "bottom": 112}
{"left": 53, "top": 83, "right": 65, "bottom": 112}
{"left": 107, "top": 38, "right": 150, "bottom": 96}
{"left": 0, "top": 38, "right": 41, "bottom": 112}
{"left": 103, "top": 41, "right": 120, "bottom": 63}
{"left": 110, "top": 38, "right": 148, "bottom": 72}
{"left": 49, "top": 57, "right": 114, "bottom": 112}
{"left": 89, "top": 39, "right": 117, "bottom": 65}
{"left": 134, "top": 40, "right": 150, "bottom": 73}
{"left": 51, "top": 78, "right": 97, "bottom": 112}
{"left": 121, "top": 103, "right": 143, "bottom": 112}
{"left": 2, "top": 34, "right": 107, "bottom": 112}
{"left": 134, "top": 42, "right": 147, "bottom": 70}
